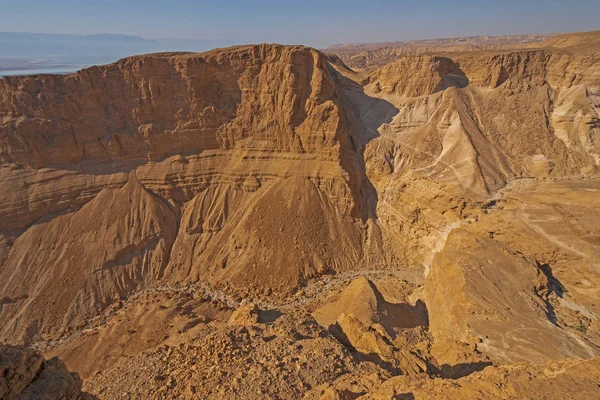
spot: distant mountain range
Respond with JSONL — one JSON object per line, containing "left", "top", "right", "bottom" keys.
{"left": 0, "top": 32, "right": 231, "bottom": 73}
{"left": 326, "top": 33, "right": 554, "bottom": 50}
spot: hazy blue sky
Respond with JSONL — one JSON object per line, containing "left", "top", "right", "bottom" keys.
{"left": 1, "top": 0, "right": 598, "bottom": 47}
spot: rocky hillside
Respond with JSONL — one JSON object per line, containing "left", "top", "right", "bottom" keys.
{"left": 0, "top": 31, "right": 599, "bottom": 399}
{"left": 0, "top": 344, "right": 84, "bottom": 399}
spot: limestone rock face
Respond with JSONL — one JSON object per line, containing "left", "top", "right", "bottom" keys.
{"left": 228, "top": 303, "right": 260, "bottom": 326}
{"left": 423, "top": 228, "right": 600, "bottom": 364}
{"left": 312, "top": 277, "right": 380, "bottom": 328}
{"left": 455, "top": 50, "right": 600, "bottom": 89}
{"left": 0, "top": 45, "right": 337, "bottom": 168}
{"left": 0, "top": 344, "right": 83, "bottom": 400}
{"left": 333, "top": 313, "right": 429, "bottom": 376}
{"left": 0, "top": 44, "right": 373, "bottom": 220}
{"left": 551, "top": 85, "right": 600, "bottom": 166}
{"left": 366, "top": 55, "right": 468, "bottom": 97}
{"left": 361, "top": 48, "right": 600, "bottom": 201}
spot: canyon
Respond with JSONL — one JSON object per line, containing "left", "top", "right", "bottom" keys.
{"left": 0, "top": 30, "right": 599, "bottom": 399}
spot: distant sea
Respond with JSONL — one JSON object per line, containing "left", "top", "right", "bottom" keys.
{"left": 0, "top": 65, "right": 90, "bottom": 78}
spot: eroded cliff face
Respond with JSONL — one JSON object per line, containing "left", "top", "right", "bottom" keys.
{"left": 365, "top": 55, "right": 469, "bottom": 98}
{"left": 0, "top": 45, "right": 338, "bottom": 167}
{"left": 0, "top": 44, "right": 382, "bottom": 344}
{"left": 0, "top": 34, "right": 600, "bottom": 399}
{"left": 330, "top": 44, "right": 598, "bottom": 275}
{"left": 362, "top": 48, "right": 600, "bottom": 197}
{"left": 0, "top": 45, "right": 372, "bottom": 221}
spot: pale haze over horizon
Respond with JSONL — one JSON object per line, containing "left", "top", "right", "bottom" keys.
{"left": 1, "top": 0, "right": 599, "bottom": 47}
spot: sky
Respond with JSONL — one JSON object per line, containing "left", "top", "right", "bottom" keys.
{"left": 1, "top": 0, "right": 599, "bottom": 48}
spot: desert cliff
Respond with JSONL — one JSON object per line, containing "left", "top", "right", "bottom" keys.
{"left": 0, "top": 31, "right": 599, "bottom": 399}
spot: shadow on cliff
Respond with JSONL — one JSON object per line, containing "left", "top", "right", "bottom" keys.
{"left": 332, "top": 68, "right": 399, "bottom": 146}
{"left": 379, "top": 298, "right": 429, "bottom": 334}
{"left": 537, "top": 261, "right": 567, "bottom": 327}
{"left": 440, "top": 361, "right": 493, "bottom": 379}
{"left": 432, "top": 59, "right": 470, "bottom": 94}
{"left": 330, "top": 65, "right": 399, "bottom": 220}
